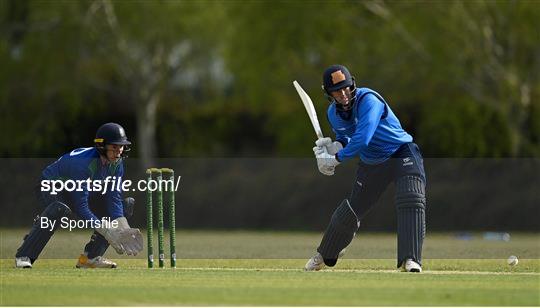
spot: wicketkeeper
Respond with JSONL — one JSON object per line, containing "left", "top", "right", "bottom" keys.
{"left": 15, "top": 123, "right": 143, "bottom": 268}
{"left": 305, "top": 65, "right": 427, "bottom": 272}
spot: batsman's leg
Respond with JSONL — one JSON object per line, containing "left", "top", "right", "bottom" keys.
{"left": 306, "top": 162, "right": 392, "bottom": 271}
{"left": 316, "top": 199, "right": 360, "bottom": 266}
{"left": 15, "top": 201, "right": 72, "bottom": 266}
{"left": 395, "top": 175, "right": 426, "bottom": 269}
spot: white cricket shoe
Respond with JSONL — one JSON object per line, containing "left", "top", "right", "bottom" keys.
{"left": 15, "top": 256, "right": 32, "bottom": 268}
{"left": 304, "top": 250, "right": 346, "bottom": 271}
{"left": 76, "top": 254, "right": 117, "bottom": 269}
{"left": 401, "top": 259, "right": 422, "bottom": 272}
{"left": 304, "top": 252, "right": 325, "bottom": 271}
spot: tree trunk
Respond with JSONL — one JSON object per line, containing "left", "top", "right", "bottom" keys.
{"left": 136, "top": 91, "right": 160, "bottom": 169}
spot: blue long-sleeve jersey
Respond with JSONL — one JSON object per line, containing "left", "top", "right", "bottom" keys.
{"left": 42, "top": 147, "right": 124, "bottom": 222}
{"left": 327, "top": 87, "right": 412, "bottom": 165}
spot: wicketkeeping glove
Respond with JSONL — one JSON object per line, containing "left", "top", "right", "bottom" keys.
{"left": 96, "top": 217, "right": 143, "bottom": 256}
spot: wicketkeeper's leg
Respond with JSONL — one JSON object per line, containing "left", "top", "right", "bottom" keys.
{"left": 15, "top": 201, "right": 72, "bottom": 263}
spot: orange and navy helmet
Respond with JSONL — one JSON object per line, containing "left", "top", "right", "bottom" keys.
{"left": 322, "top": 65, "right": 357, "bottom": 111}
{"left": 322, "top": 64, "right": 356, "bottom": 94}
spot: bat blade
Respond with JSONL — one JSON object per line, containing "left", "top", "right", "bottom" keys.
{"left": 293, "top": 80, "right": 324, "bottom": 139}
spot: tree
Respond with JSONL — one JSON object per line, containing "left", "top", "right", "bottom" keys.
{"left": 83, "top": 0, "right": 224, "bottom": 167}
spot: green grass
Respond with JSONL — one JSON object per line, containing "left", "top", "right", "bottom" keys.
{"left": 1, "top": 230, "right": 539, "bottom": 306}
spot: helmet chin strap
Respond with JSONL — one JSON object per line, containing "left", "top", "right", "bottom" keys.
{"left": 121, "top": 145, "right": 130, "bottom": 158}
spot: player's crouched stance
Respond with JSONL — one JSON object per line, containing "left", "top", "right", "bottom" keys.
{"left": 305, "top": 65, "right": 426, "bottom": 273}
{"left": 15, "top": 123, "right": 143, "bottom": 269}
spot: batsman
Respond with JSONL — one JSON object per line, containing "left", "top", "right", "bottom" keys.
{"left": 15, "top": 123, "right": 143, "bottom": 268}
{"left": 305, "top": 65, "right": 427, "bottom": 272}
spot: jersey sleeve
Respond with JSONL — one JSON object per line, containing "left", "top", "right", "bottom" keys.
{"left": 336, "top": 94, "right": 385, "bottom": 161}
{"left": 106, "top": 163, "right": 125, "bottom": 220}
{"left": 332, "top": 127, "right": 350, "bottom": 148}
{"left": 327, "top": 110, "right": 350, "bottom": 147}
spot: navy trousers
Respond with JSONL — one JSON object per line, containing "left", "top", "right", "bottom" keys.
{"left": 348, "top": 142, "right": 426, "bottom": 219}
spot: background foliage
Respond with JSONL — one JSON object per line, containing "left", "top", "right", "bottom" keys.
{"left": 0, "top": 1, "right": 538, "bottom": 230}
{"left": 1, "top": 0, "right": 538, "bottom": 161}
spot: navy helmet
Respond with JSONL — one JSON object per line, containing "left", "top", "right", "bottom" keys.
{"left": 94, "top": 123, "right": 131, "bottom": 157}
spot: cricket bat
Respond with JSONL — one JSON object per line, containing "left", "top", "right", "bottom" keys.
{"left": 293, "top": 80, "right": 324, "bottom": 139}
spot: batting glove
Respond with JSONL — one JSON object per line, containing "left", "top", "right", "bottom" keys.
{"left": 315, "top": 137, "right": 343, "bottom": 155}
{"left": 315, "top": 149, "right": 340, "bottom": 176}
